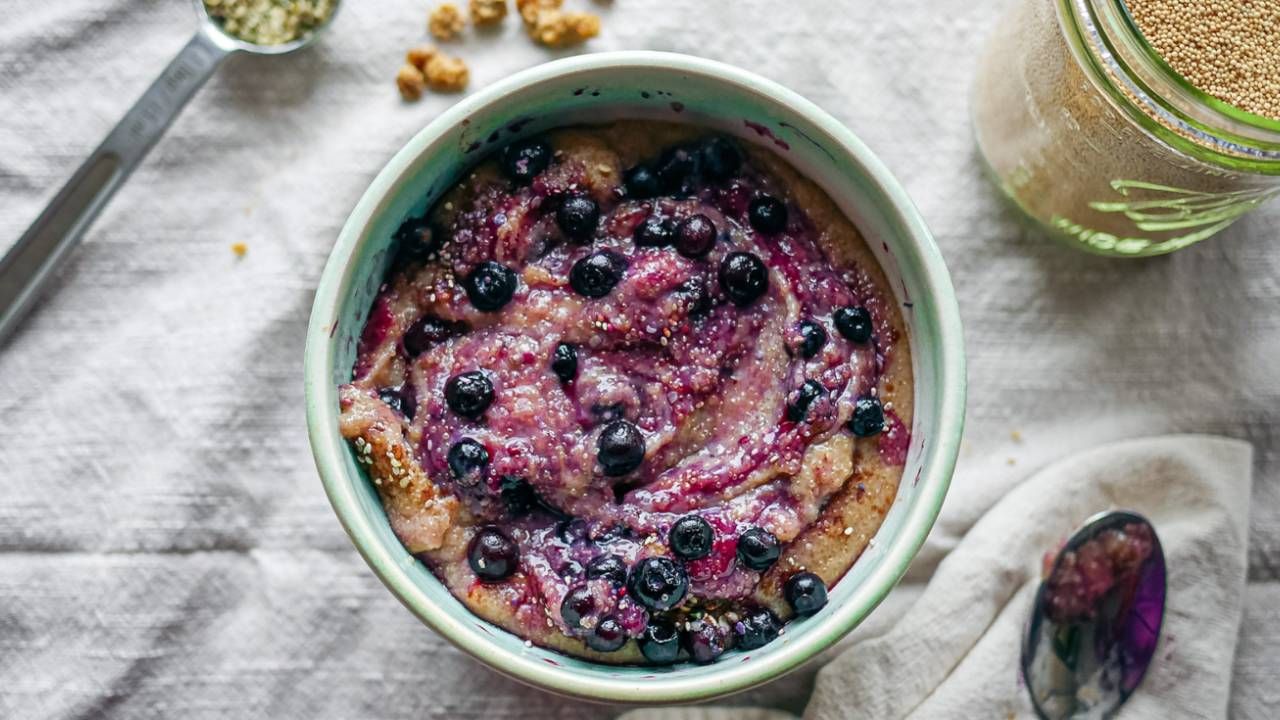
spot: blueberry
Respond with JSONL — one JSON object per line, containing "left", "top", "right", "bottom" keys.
{"left": 404, "top": 315, "right": 462, "bottom": 357}
{"left": 551, "top": 342, "right": 578, "bottom": 382}
{"left": 464, "top": 261, "right": 517, "bottom": 312}
{"left": 468, "top": 526, "right": 518, "bottom": 582}
{"left": 591, "top": 524, "right": 625, "bottom": 543}
{"left": 638, "top": 618, "right": 681, "bottom": 664}
{"left": 500, "top": 476, "right": 538, "bottom": 516}
{"left": 795, "top": 320, "right": 827, "bottom": 359}
{"left": 500, "top": 137, "right": 552, "bottom": 185}
{"left": 833, "top": 306, "right": 873, "bottom": 343}
{"left": 680, "top": 277, "right": 713, "bottom": 317}
{"left": 555, "top": 518, "right": 588, "bottom": 544}
{"left": 785, "top": 379, "right": 827, "bottom": 422}
{"left": 657, "top": 146, "right": 698, "bottom": 195}
{"left": 378, "top": 387, "right": 406, "bottom": 416}
{"left": 598, "top": 419, "right": 645, "bottom": 476}
{"left": 736, "top": 527, "right": 780, "bottom": 571}
{"left": 748, "top": 195, "right": 788, "bottom": 234}
{"left": 623, "top": 164, "right": 661, "bottom": 199}
{"left": 849, "top": 396, "right": 885, "bottom": 437}
{"left": 784, "top": 571, "right": 828, "bottom": 616}
{"left": 700, "top": 137, "right": 742, "bottom": 181}
{"left": 626, "top": 556, "right": 689, "bottom": 611}
{"left": 586, "top": 554, "right": 628, "bottom": 587}
{"left": 719, "top": 252, "right": 769, "bottom": 306}
{"left": 683, "top": 620, "right": 726, "bottom": 664}
{"left": 447, "top": 438, "right": 489, "bottom": 486}
{"left": 733, "top": 608, "right": 781, "bottom": 651}
{"left": 557, "top": 195, "right": 600, "bottom": 242}
{"left": 668, "top": 515, "right": 714, "bottom": 560}
{"left": 634, "top": 215, "right": 675, "bottom": 247}
{"left": 401, "top": 389, "right": 419, "bottom": 421}
{"left": 444, "top": 371, "right": 494, "bottom": 419}
{"left": 674, "top": 214, "right": 716, "bottom": 258}
{"left": 570, "top": 250, "right": 627, "bottom": 298}
{"left": 560, "top": 585, "right": 595, "bottom": 629}
{"left": 587, "top": 616, "right": 628, "bottom": 653}
{"left": 393, "top": 215, "right": 440, "bottom": 261}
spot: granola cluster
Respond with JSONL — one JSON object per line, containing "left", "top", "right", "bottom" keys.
{"left": 517, "top": 0, "right": 601, "bottom": 48}
{"left": 399, "top": 44, "right": 471, "bottom": 97}
{"left": 470, "top": 0, "right": 509, "bottom": 26}
{"left": 396, "top": 0, "right": 604, "bottom": 101}
{"left": 429, "top": 3, "right": 467, "bottom": 40}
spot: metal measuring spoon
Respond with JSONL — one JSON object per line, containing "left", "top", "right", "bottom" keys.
{"left": 0, "top": 0, "right": 339, "bottom": 346}
{"left": 1023, "top": 511, "right": 1166, "bottom": 719}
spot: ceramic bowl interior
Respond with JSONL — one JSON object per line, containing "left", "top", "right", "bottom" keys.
{"left": 305, "top": 51, "right": 965, "bottom": 704}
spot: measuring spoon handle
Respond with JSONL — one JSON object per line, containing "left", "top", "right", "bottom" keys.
{"left": 0, "top": 27, "right": 232, "bottom": 346}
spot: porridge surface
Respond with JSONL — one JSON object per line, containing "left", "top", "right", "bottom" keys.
{"left": 339, "top": 121, "right": 913, "bottom": 663}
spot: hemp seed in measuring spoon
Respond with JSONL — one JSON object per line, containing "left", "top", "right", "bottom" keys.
{"left": 203, "top": 0, "right": 337, "bottom": 46}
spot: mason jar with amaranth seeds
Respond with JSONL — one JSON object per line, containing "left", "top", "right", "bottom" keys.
{"left": 973, "top": 0, "right": 1280, "bottom": 256}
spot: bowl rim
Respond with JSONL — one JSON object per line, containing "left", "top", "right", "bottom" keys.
{"left": 304, "top": 50, "right": 966, "bottom": 704}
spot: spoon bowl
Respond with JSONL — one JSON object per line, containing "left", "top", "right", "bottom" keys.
{"left": 1023, "top": 511, "right": 1166, "bottom": 719}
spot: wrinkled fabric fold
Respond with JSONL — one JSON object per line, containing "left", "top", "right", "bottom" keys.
{"left": 623, "top": 435, "right": 1252, "bottom": 720}
{"left": 3, "top": 1, "right": 1278, "bottom": 717}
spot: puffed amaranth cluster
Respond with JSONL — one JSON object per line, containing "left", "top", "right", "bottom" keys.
{"left": 470, "top": 0, "right": 509, "bottom": 26}
{"left": 397, "top": 44, "right": 470, "bottom": 99}
{"left": 517, "top": 0, "right": 601, "bottom": 47}
{"left": 429, "top": 3, "right": 467, "bottom": 40}
{"left": 396, "top": 0, "right": 603, "bottom": 100}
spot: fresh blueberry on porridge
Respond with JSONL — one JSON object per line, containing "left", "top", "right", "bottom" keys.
{"left": 337, "top": 121, "right": 913, "bottom": 664}
{"left": 734, "top": 607, "right": 782, "bottom": 650}
{"left": 638, "top": 618, "right": 681, "bottom": 663}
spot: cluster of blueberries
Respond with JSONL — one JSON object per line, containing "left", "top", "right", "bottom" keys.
{"left": 486, "top": 134, "right": 783, "bottom": 307}
{"left": 466, "top": 510, "right": 829, "bottom": 664}
{"left": 386, "top": 134, "right": 894, "bottom": 663}
{"left": 398, "top": 134, "right": 886, "bottom": 489}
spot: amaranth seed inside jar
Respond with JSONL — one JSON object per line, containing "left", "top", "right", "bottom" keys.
{"left": 1124, "top": 0, "right": 1280, "bottom": 121}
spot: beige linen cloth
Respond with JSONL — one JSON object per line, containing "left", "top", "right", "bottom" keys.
{"left": 4, "top": 2, "right": 1279, "bottom": 718}
{"left": 622, "top": 435, "right": 1253, "bottom": 720}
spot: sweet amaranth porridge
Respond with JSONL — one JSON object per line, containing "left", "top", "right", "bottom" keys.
{"left": 338, "top": 121, "right": 913, "bottom": 664}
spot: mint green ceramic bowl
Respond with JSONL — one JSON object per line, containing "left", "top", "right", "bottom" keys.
{"left": 305, "top": 51, "right": 965, "bottom": 704}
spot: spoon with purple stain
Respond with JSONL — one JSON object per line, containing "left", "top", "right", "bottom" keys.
{"left": 1023, "top": 511, "right": 1166, "bottom": 719}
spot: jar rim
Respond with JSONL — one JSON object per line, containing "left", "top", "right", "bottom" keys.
{"left": 1066, "top": 0, "right": 1280, "bottom": 173}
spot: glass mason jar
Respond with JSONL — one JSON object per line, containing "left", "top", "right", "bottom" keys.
{"left": 973, "top": 0, "right": 1280, "bottom": 256}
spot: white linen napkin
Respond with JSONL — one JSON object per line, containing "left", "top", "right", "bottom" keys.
{"left": 621, "top": 435, "right": 1253, "bottom": 720}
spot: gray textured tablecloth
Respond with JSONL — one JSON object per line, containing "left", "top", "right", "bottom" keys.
{"left": 1, "top": 1, "right": 1276, "bottom": 718}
